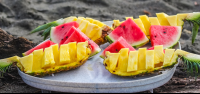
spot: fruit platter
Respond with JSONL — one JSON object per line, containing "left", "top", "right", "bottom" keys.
{"left": 1, "top": 12, "right": 200, "bottom": 93}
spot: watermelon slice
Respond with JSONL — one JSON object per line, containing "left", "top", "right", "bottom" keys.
{"left": 62, "top": 26, "right": 101, "bottom": 56}
{"left": 50, "top": 22, "right": 79, "bottom": 44}
{"left": 23, "top": 40, "right": 55, "bottom": 56}
{"left": 106, "top": 18, "right": 149, "bottom": 48}
{"left": 100, "top": 37, "right": 136, "bottom": 59}
{"left": 150, "top": 25, "right": 182, "bottom": 49}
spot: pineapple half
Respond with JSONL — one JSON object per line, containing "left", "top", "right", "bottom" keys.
{"left": 103, "top": 46, "right": 200, "bottom": 77}
{"left": 30, "top": 16, "right": 112, "bottom": 45}
{"left": 16, "top": 41, "right": 91, "bottom": 77}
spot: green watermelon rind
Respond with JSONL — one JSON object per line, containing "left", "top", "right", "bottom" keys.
{"left": 50, "top": 27, "right": 56, "bottom": 42}
{"left": 105, "top": 35, "right": 149, "bottom": 48}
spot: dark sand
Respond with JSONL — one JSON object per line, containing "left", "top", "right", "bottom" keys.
{"left": 0, "top": 0, "right": 200, "bottom": 93}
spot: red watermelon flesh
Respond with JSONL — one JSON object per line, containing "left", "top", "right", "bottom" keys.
{"left": 106, "top": 18, "right": 149, "bottom": 48}
{"left": 50, "top": 22, "right": 79, "bottom": 44}
{"left": 59, "top": 26, "right": 76, "bottom": 45}
{"left": 100, "top": 37, "right": 136, "bottom": 59}
{"left": 150, "top": 25, "right": 182, "bottom": 49}
{"left": 148, "top": 46, "right": 165, "bottom": 53}
{"left": 22, "top": 40, "right": 55, "bottom": 56}
{"left": 62, "top": 27, "right": 101, "bottom": 56}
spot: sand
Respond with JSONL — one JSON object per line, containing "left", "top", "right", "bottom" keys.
{"left": 0, "top": 0, "right": 200, "bottom": 93}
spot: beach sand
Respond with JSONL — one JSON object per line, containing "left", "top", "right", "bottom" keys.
{"left": 0, "top": 0, "right": 200, "bottom": 93}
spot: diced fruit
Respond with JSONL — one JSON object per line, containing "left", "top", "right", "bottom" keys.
{"left": 149, "top": 17, "right": 160, "bottom": 25}
{"left": 50, "top": 22, "right": 79, "bottom": 44}
{"left": 76, "top": 18, "right": 83, "bottom": 25}
{"left": 154, "top": 45, "right": 164, "bottom": 68}
{"left": 78, "top": 20, "right": 89, "bottom": 33}
{"left": 85, "top": 23, "right": 100, "bottom": 39}
{"left": 68, "top": 42, "right": 77, "bottom": 62}
{"left": 177, "top": 13, "right": 188, "bottom": 27}
{"left": 23, "top": 40, "right": 55, "bottom": 56}
{"left": 93, "top": 20, "right": 105, "bottom": 27}
{"left": 150, "top": 25, "right": 182, "bottom": 48}
{"left": 91, "top": 28, "right": 102, "bottom": 42}
{"left": 103, "top": 51, "right": 120, "bottom": 72}
{"left": 42, "top": 46, "right": 55, "bottom": 69}
{"left": 106, "top": 18, "right": 149, "bottom": 48}
{"left": 32, "top": 49, "right": 44, "bottom": 72}
{"left": 62, "top": 27, "right": 101, "bottom": 57}
{"left": 59, "top": 44, "right": 70, "bottom": 65}
{"left": 139, "top": 15, "right": 151, "bottom": 38}
{"left": 100, "top": 37, "right": 135, "bottom": 59}
{"left": 127, "top": 51, "right": 138, "bottom": 72}
{"left": 19, "top": 54, "right": 33, "bottom": 73}
{"left": 166, "top": 15, "right": 177, "bottom": 26}
{"left": 85, "top": 17, "right": 94, "bottom": 23}
{"left": 156, "top": 13, "right": 170, "bottom": 26}
{"left": 64, "top": 17, "right": 77, "bottom": 23}
{"left": 146, "top": 50, "right": 154, "bottom": 70}
{"left": 163, "top": 49, "right": 175, "bottom": 67}
{"left": 133, "top": 18, "right": 147, "bottom": 35}
{"left": 138, "top": 48, "right": 146, "bottom": 70}
{"left": 117, "top": 48, "right": 129, "bottom": 72}
{"left": 77, "top": 41, "right": 88, "bottom": 62}
{"left": 51, "top": 44, "right": 59, "bottom": 65}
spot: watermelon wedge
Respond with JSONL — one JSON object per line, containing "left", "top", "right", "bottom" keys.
{"left": 50, "top": 22, "right": 79, "bottom": 44}
{"left": 106, "top": 18, "right": 149, "bottom": 48}
{"left": 100, "top": 37, "right": 136, "bottom": 59}
{"left": 150, "top": 25, "right": 182, "bottom": 49}
{"left": 62, "top": 26, "right": 101, "bottom": 56}
{"left": 22, "top": 40, "right": 55, "bottom": 56}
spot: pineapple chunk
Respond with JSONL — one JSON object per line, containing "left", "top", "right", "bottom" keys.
{"left": 32, "top": 49, "right": 44, "bottom": 72}
{"left": 77, "top": 41, "right": 88, "bottom": 61}
{"left": 146, "top": 50, "right": 154, "bottom": 70}
{"left": 149, "top": 17, "right": 160, "bottom": 25}
{"left": 85, "top": 17, "right": 94, "bottom": 23}
{"left": 64, "top": 16, "right": 77, "bottom": 23}
{"left": 133, "top": 18, "right": 147, "bottom": 35}
{"left": 138, "top": 48, "right": 147, "bottom": 70}
{"left": 20, "top": 54, "right": 33, "bottom": 73}
{"left": 177, "top": 13, "right": 188, "bottom": 27}
{"left": 154, "top": 45, "right": 164, "bottom": 68}
{"left": 163, "top": 49, "right": 175, "bottom": 67}
{"left": 139, "top": 15, "right": 151, "bottom": 38}
{"left": 59, "top": 44, "right": 70, "bottom": 65}
{"left": 127, "top": 51, "right": 138, "bottom": 72}
{"left": 170, "top": 49, "right": 189, "bottom": 65}
{"left": 93, "top": 20, "right": 105, "bottom": 27}
{"left": 78, "top": 20, "right": 89, "bottom": 33}
{"left": 117, "top": 48, "right": 129, "bottom": 72}
{"left": 105, "top": 51, "right": 120, "bottom": 72}
{"left": 125, "top": 17, "right": 134, "bottom": 20}
{"left": 78, "top": 17, "right": 85, "bottom": 20}
{"left": 91, "top": 28, "right": 102, "bottom": 41}
{"left": 68, "top": 42, "right": 77, "bottom": 62}
{"left": 42, "top": 46, "right": 55, "bottom": 69}
{"left": 166, "top": 15, "right": 177, "bottom": 26}
{"left": 85, "top": 23, "right": 101, "bottom": 39}
{"left": 51, "top": 44, "right": 59, "bottom": 65}
{"left": 113, "top": 20, "right": 121, "bottom": 26}
{"left": 76, "top": 18, "right": 84, "bottom": 25}
{"left": 156, "top": 13, "right": 170, "bottom": 26}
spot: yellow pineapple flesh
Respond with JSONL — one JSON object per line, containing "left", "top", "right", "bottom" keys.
{"left": 127, "top": 51, "right": 138, "bottom": 72}
{"left": 68, "top": 42, "right": 77, "bottom": 62}
{"left": 117, "top": 48, "right": 129, "bottom": 72}
{"left": 149, "top": 17, "right": 161, "bottom": 25}
{"left": 166, "top": 15, "right": 177, "bottom": 26}
{"left": 32, "top": 49, "right": 44, "bottom": 72}
{"left": 77, "top": 41, "right": 88, "bottom": 62}
{"left": 139, "top": 15, "right": 151, "bottom": 38}
{"left": 42, "top": 46, "right": 55, "bottom": 69}
{"left": 19, "top": 54, "right": 33, "bottom": 73}
{"left": 163, "top": 49, "right": 175, "bottom": 67}
{"left": 78, "top": 19, "right": 89, "bottom": 33}
{"left": 146, "top": 50, "right": 154, "bottom": 70}
{"left": 51, "top": 44, "right": 59, "bottom": 65}
{"left": 138, "top": 48, "right": 147, "bottom": 70}
{"left": 59, "top": 44, "right": 70, "bottom": 65}
{"left": 133, "top": 18, "right": 147, "bottom": 35}
{"left": 154, "top": 45, "right": 164, "bottom": 68}
{"left": 156, "top": 13, "right": 170, "bottom": 26}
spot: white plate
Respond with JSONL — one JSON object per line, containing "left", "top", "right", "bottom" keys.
{"left": 18, "top": 21, "right": 181, "bottom": 93}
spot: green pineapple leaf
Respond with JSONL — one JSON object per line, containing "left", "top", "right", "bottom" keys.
{"left": 191, "top": 22, "right": 199, "bottom": 44}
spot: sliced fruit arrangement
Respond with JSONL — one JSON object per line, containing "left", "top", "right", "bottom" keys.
{"left": 26, "top": 25, "right": 101, "bottom": 57}
{"left": 30, "top": 16, "right": 112, "bottom": 45}
{"left": 103, "top": 45, "right": 200, "bottom": 77}
{"left": 112, "top": 12, "right": 200, "bottom": 45}
{"left": 16, "top": 41, "right": 91, "bottom": 76}
{"left": 106, "top": 18, "right": 149, "bottom": 48}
